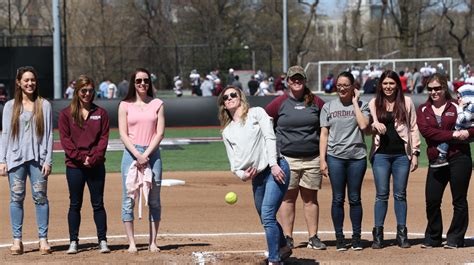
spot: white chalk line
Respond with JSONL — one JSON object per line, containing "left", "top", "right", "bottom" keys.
{"left": 2, "top": 230, "right": 472, "bottom": 249}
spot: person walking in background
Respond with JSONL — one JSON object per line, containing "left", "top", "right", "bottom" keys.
{"left": 231, "top": 75, "right": 243, "bottom": 91}
{"left": 58, "top": 75, "right": 111, "bottom": 254}
{"left": 265, "top": 65, "right": 327, "bottom": 251}
{"left": 273, "top": 73, "right": 286, "bottom": 94}
{"left": 219, "top": 86, "right": 291, "bottom": 264}
{"left": 189, "top": 69, "right": 201, "bottom": 96}
{"left": 227, "top": 68, "right": 235, "bottom": 86}
{"left": 64, "top": 80, "right": 75, "bottom": 99}
{"left": 117, "top": 78, "right": 130, "bottom": 99}
{"left": 0, "top": 66, "right": 53, "bottom": 255}
{"left": 411, "top": 67, "right": 422, "bottom": 94}
{"left": 118, "top": 68, "right": 165, "bottom": 253}
{"left": 201, "top": 75, "right": 215, "bottom": 97}
{"left": 248, "top": 74, "right": 260, "bottom": 96}
{"left": 417, "top": 73, "right": 473, "bottom": 249}
{"left": 369, "top": 70, "right": 420, "bottom": 249}
{"left": 319, "top": 71, "right": 370, "bottom": 251}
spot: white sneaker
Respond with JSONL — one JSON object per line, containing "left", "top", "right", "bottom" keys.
{"left": 66, "top": 241, "right": 78, "bottom": 254}
{"left": 99, "top": 240, "right": 111, "bottom": 253}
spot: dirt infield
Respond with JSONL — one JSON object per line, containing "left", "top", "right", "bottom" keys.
{"left": 1, "top": 169, "right": 474, "bottom": 264}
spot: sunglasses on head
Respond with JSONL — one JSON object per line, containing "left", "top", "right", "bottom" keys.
{"left": 427, "top": 86, "right": 442, "bottom": 92}
{"left": 79, "top": 88, "right": 95, "bottom": 94}
{"left": 135, "top": 78, "right": 150, "bottom": 84}
{"left": 223, "top": 92, "right": 238, "bottom": 101}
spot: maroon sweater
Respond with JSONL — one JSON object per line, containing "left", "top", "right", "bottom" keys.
{"left": 416, "top": 99, "right": 474, "bottom": 161}
{"left": 58, "top": 105, "right": 110, "bottom": 168}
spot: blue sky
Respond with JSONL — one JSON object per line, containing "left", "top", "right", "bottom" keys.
{"left": 318, "top": 0, "right": 347, "bottom": 16}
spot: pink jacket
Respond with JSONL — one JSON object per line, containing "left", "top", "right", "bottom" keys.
{"left": 126, "top": 161, "right": 152, "bottom": 219}
{"left": 369, "top": 96, "right": 421, "bottom": 160}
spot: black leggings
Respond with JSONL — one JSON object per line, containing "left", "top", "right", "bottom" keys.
{"left": 424, "top": 153, "right": 472, "bottom": 246}
{"left": 66, "top": 165, "right": 107, "bottom": 243}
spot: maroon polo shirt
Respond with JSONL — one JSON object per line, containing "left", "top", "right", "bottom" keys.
{"left": 58, "top": 105, "right": 110, "bottom": 168}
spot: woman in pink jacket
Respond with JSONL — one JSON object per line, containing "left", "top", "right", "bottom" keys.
{"left": 368, "top": 70, "right": 420, "bottom": 249}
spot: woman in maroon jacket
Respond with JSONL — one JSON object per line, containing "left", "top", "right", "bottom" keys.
{"left": 416, "top": 73, "right": 473, "bottom": 249}
{"left": 58, "top": 75, "right": 110, "bottom": 254}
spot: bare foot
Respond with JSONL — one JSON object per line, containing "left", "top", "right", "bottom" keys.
{"left": 128, "top": 245, "right": 138, "bottom": 254}
{"left": 149, "top": 245, "right": 160, "bottom": 252}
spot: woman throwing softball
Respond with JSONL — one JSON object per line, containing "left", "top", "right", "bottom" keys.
{"left": 218, "top": 86, "right": 291, "bottom": 265}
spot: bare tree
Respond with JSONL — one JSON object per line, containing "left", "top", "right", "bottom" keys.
{"left": 441, "top": 0, "right": 473, "bottom": 64}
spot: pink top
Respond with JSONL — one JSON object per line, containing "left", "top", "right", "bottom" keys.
{"left": 122, "top": 98, "right": 163, "bottom": 146}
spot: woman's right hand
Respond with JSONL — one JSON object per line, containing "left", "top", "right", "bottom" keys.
{"left": 320, "top": 160, "right": 329, "bottom": 178}
{"left": 372, "top": 121, "right": 387, "bottom": 135}
{"left": 135, "top": 153, "right": 149, "bottom": 167}
{"left": 242, "top": 167, "right": 257, "bottom": 181}
{"left": 0, "top": 163, "right": 7, "bottom": 176}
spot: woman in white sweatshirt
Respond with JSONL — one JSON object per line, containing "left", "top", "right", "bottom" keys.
{"left": 218, "top": 86, "right": 291, "bottom": 264}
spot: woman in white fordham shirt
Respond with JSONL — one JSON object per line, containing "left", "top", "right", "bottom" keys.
{"left": 218, "top": 86, "right": 291, "bottom": 264}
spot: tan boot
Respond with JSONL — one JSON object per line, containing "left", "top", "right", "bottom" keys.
{"left": 39, "top": 238, "right": 52, "bottom": 255}
{"left": 10, "top": 239, "right": 23, "bottom": 255}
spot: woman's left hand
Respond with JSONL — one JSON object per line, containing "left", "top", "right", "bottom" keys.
{"left": 458, "top": 130, "right": 470, "bottom": 140}
{"left": 41, "top": 164, "right": 51, "bottom": 179}
{"left": 271, "top": 165, "right": 286, "bottom": 185}
{"left": 410, "top": 156, "right": 418, "bottom": 172}
{"left": 352, "top": 89, "right": 360, "bottom": 104}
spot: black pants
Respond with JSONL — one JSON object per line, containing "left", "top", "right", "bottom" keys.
{"left": 425, "top": 153, "right": 472, "bottom": 246}
{"left": 66, "top": 165, "right": 107, "bottom": 243}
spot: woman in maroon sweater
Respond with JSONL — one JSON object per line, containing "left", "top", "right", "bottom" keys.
{"left": 416, "top": 73, "right": 473, "bottom": 249}
{"left": 58, "top": 75, "right": 110, "bottom": 254}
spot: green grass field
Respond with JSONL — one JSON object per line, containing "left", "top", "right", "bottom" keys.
{"left": 52, "top": 127, "right": 473, "bottom": 174}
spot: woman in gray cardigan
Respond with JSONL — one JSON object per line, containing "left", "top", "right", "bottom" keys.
{"left": 0, "top": 66, "right": 53, "bottom": 255}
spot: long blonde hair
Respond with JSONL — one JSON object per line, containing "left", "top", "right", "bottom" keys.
{"left": 11, "top": 66, "right": 44, "bottom": 140}
{"left": 217, "top": 86, "right": 249, "bottom": 128}
{"left": 70, "top": 75, "right": 95, "bottom": 128}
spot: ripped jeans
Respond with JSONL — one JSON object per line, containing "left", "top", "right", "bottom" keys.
{"left": 8, "top": 161, "right": 49, "bottom": 239}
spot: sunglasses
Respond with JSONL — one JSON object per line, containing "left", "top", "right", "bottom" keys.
{"left": 427, "top": 86, "right": 443, "bottom": 92}
{"left": 223, "top": 92, "right": 238, "bottom": 101}
{"left": 289, "top": 78, "right": 305, "bottom": 85}
{"left": 336, "top": 84, "right": 351, "bottom": 90}
{"left": 79, "top": 88, "right": 95, "bottom": 94}
{"left": 135, "top": 78, "right": 150, "bottom": 84}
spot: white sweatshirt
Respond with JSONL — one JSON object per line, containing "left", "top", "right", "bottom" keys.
{"left": 222, "top": 107, "right": 278, "bottom": 180}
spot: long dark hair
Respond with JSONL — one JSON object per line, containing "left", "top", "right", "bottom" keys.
{"left": 122, "top": 68, "right": 154, "bottom": 102}
{"left": 11, "top": 66, "right": 44, "bottom": 140}
{"left": 70, "top": 75, "right": 95, "bottom": 128}
{"left": 374, "top": 70, "right": 407, "bottom": 125}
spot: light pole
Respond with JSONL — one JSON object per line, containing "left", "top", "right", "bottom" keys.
{"left": 282, "top": 0, "right": 288, "bottom": 73}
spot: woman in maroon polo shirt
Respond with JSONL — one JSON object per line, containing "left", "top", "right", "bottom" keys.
{"left": 58, "top": 75, "right": 111, "bottom": 254}
{"left": 417, "top": 73, "right": 473, "bottom": 249}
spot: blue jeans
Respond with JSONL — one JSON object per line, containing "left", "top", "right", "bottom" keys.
{"left": 327, "top": 155, "right": 366, "bottom": 237}
{"left": 372, "top": 153, "right": 410, "bottom": 227}
{"left": 8, "top": 161, "right": 49, "bottom": 239}
{"left": 121, "top": 145, "right": 162, "bottom": 222}
{"left": 252, "top": 158, "right": 290, "bottom": 263}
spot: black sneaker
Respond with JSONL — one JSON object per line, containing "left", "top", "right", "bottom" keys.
{"left": 279, "top": 245, "right": 292, "bottom": 260}
{"left": 351, "top": 236, "right": 363, "bottom": 251}
{"left": 421, "top": 241, "right": 441, "bottom": 249}
{"left": 430, "top": 157, "right": 449, "bottom": 168}
{"left": 336, "top": 236, "right": 347, "bottom": 251}
{"left": 285, "top": 235, "right": 294, "bottom": 249}
{"left": 307, "top": 235, "right": 327, "bottom": 250}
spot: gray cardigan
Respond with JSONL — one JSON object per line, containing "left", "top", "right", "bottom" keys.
{"left": 0, "top": 99, "right": 53, "bottom": 170}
